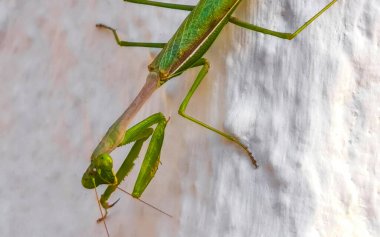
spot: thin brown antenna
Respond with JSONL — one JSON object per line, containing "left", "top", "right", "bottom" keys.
{"left": 117, "top": 187, "right": 173, "bottom": 218}
{"left": 93, "top": 184, "right": 110, "bottom": 237}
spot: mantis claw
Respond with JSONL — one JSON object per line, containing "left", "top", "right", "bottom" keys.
{"left": 100, "top": 197, "right": 120, "bottom": 209}
{"left": 108, "top": 198, "right": 120, "bottom": 208}
{"left": 82, "top": 113, "right": 169, "bottom": 224}
{"left": 248, "top": 151, "right": 258, "bottom": 169}
{"left": 96, "top": 198, "right": 120, "bottom": 223}
{"left": 95, "top": 23, "right": 115, "bottom": 32}
{"left": 96, "top": 211, "right": 108, "bottom": 223}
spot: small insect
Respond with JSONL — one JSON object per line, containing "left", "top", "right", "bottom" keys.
{"left": 82, "top": 0, "right": 338, "bottom": 235}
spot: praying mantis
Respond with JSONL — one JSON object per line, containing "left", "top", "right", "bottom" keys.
{"left": 82, "top": 0, "right": 338, "bottom": 234}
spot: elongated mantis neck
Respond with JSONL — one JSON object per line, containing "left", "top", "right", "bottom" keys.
{"left": 91, "top": 72, "right": 160, "bottom": 160}
{"left": 116, "top": 72, "right": 160, "bottom": 129}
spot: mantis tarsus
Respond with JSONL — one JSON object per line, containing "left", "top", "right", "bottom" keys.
{"left": 82, "top": 0, "right": 338, "bottom": 234}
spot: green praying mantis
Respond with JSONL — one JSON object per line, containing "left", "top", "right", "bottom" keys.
{"left": 82, "top": 0, "right": 338, "bottom": 233}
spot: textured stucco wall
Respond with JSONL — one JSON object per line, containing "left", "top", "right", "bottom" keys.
{"left": 0, "top": 0, "right": 379, "bottom": 237}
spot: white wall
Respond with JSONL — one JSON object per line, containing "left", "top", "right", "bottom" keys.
{"left": 1, "top": 0, "right": 379, "bottom": 237}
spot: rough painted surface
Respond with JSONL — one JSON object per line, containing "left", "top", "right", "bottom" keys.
{"left": 0, "top": 0, "right": 379, "bottom": 237}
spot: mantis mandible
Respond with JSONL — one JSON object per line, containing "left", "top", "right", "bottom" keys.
{"left": 82, "top": 0, "right": 338, "bottom": 233}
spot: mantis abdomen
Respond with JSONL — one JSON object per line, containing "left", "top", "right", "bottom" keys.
{"left": 149, "top": 0, "right": 242, "bottom": 81}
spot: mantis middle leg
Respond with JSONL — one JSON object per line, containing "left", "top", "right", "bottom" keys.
{"left": 178, "top": 58, "right": 258, "bottom": 168}
{"left": 229, "top": 0, "right": 337, "bottom": 40}
{"left": 97, "top": 1, "right": 197, "bottom": 48}
{"left": 97, "top": 24, "right": 166, "bottom": 48}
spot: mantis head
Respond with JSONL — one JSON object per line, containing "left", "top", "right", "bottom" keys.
{"left": 81, "top": 154, "right": 118, "bottom": 189}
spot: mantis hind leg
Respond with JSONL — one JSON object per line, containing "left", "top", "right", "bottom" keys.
{"left": 124, "top": 0, "right": 194, "bottom": 11}
{"left": 97, "top": 24, "right": 166, "bottom": 48}
{"left": 178, "top": 59, "right": 258, "bottom": 168}
{"left": 229, "top": 0, "right": 337, "bottom": 40}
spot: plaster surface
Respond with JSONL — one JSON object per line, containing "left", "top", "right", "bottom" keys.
{"left": 0, "top": 1, "right": 379, "bottom": 237}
